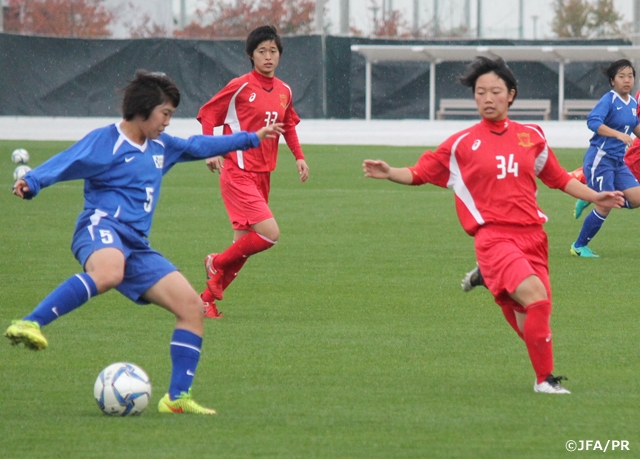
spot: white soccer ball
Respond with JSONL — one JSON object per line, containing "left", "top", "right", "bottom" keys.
{"left": 94, "top": 362, "right": 152, "bottom": 416}
{"left": 13, "top": 165, "right": 31, "bottom": 182}
{"left": 11, "top": 148, "right": 30, "bottom": 164}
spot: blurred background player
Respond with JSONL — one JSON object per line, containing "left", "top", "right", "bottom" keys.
{"left": 570, "top": 60, "right": 640, "bottom": 258}
{"left": 197, "top": 25, "right": 309, "bottom": 318}
{"left": 574, "top": 87, "right": 640, "bottom": 220}
{"left": 5, "top": 70, "right": 282, "bottom": 414}
{"left": 364, "top": 56, "right": 624, "bottom": 394}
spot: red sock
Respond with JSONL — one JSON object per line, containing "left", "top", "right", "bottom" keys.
{"left": 500, "top": 305, "right": 524, "bottom": 340}
{"left": 222, "top": 257, "right": 248, "bottom": 289}
{"left": 523, "top": 300, "right": 554, "bottom": 384}
{"left": 215, "top": 231, "right": 275, "bottom": 271}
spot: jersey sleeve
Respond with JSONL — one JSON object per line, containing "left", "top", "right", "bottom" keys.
{"left": 160, "top": 131, "right": 260, "bottom": 172}
{"left": 407, "top": 149, "right": 449, "bottom": 188}
{"left": 536, "top": 145, "right": 572, "bottom": 190}
{"left": 282, "top": 104, "right": 304, "bottom": 160}
{"left": 586, "top": 93, "right": 611, "bottom": 133}
{"left": 197, "top": 79, "right": 243, "bottom": 135}
{"left": 23, "top": 129, "right": 113, "bottom": 199}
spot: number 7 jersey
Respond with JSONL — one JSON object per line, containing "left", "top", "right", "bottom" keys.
{"left": 409, "top": 118, "right": 572, "bottom": 236}
{"left": 197, "top": 70, "right": 305, "bottom": 172}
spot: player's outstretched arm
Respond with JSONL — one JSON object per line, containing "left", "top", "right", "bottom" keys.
{"left": 363, "top": 159, "right": 413, "bottom": 184}
{"left": 563, "top": 178, "right": 624, "bottom": 209}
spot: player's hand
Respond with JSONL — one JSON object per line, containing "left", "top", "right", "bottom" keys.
{"left": 363, "top": 159, "right": 391, "bottom": 179}
{"left": 593, "top": 190, "right": 625, "bottom": 209}
{"left": 206, "top": 156, "right": 224, "bottom": 174}
{"left": 13, "top": 179, "right": 29, "bottom": 198}
{"left": 296, "top": 159, "right": 309, "bottom": 183}
{"left": 256, "top": 123, "right": 285, "bottom": 140}
{"left": 617, "top": 133, "right": 634, "bottom": 147}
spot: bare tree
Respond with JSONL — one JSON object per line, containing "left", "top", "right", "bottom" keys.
{"left": 551, "top": 0, "right": 625, "bottom": 38}
{"left": 123, "top": 1, "right": 169, "bottom": 38}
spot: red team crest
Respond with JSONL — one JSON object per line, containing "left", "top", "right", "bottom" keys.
{"left": 517, "top": 132, "right": 534, "bottom": 147}
{"left": 280, "top": 94, "right": 287, "bottom": 108}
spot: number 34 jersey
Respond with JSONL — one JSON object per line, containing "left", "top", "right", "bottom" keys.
{"left": 197, "top": 70, "right": 304, "bottom": 173}
{"left": 409, "top": 118, "right": 572, "bottom": 236}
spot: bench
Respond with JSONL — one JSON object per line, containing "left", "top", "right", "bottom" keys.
{"left": 561, "top": 99, "right": 598, "bottom": 120}
{"left": 437, "top": 98, "right": 551, "bottom": 120}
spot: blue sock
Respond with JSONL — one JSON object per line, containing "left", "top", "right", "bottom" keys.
{"left": 24, "top": 273, "right": 98, "bottom": 327}
{"left": 169, "top": 329, "right": 202, "bottom": 400}
{"left": 575, "top": 209, "right": 607, "bottom": 247}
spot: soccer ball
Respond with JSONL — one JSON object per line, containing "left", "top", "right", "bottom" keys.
{"left": 13, "top": 165, "right": 31, "bottom": 182}
{"left": 11, "top": 148, "right": 29, "bottom": 164}
{"left": 94, "top": 362, "right": 152, "bottom": 416}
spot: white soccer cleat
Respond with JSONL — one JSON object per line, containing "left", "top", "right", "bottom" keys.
{"left": 534, "top": 375, "right": 571, "bottom": 394}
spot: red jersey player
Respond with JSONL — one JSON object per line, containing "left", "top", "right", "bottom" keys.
{"left": 363, "top": 56, "right": 624, "bottom": 394}
{"left": 197, "top": 26, "right": 309, "bottom": 318}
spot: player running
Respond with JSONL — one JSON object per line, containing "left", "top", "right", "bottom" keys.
{"left": 196, "top": 25, "right": 309, "bottom": 318}
{"left": 574, "top": 87, "right": 640, "bottom": 220}
{"left": 5, "top": 70, "right": 283, "bottom": 414}
{"left": 364, "top": 56, "right": 624, "bottom": 394}
{"left": 570, "top": 60, "right": 640, "bottom": 257}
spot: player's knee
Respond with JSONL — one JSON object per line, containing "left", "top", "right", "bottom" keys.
{"left": 89, "top": 269, "right": 124, "bottom": 293}
{"left": 257, "top": 227, "right": 279, "bottom": 243}
{"left": 267, "top": 228, "right": 280, "bottom": 242}
{"left": 178, "top": 297, "right": 205, "bottom": 325}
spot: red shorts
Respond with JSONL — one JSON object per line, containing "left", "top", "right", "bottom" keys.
{"left": 219, "top": 160, "right": 273, "bottom": 231}
{"left": 474, "top": 224, "right": 551, "bottom": 313}
{"left": 625, "top": 146, "right": 640, "bottom": 181}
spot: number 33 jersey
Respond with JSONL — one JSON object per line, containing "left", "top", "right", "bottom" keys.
{"left": 409, "top": 118, "right": 572, "bottom": 236}
{"left": 197, "top": 70, "right": 304, "bottom": 173}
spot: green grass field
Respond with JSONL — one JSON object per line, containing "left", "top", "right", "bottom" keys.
{"left": 1, "top": 140, "right": 638, "bottom": 458}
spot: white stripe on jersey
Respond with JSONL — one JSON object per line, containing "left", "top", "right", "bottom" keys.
{"left": 446, "top": 132, "right": 485, "bottom": 226}
{"left": 282, "top": 83, "right": 293, "bottom": 109}
{"left": 524, "top": 125, "right": 549, "bottom": 176}
{"left": 590, "top": 147, "right": 607, "bottom": 187}
{"left": 112, "top": 134, "right": 126, "bottom": 155}
{"left": 87, "top": 209, "right": 108, "bottom": 240}
{"left": 225, "top": 82, "right": 249, "bottom": 169}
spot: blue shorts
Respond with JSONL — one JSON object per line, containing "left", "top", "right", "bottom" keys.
{"left": 584, "top": 146, "right": 640, "bottom": 192}
{"left": 71, "top": 212, "right": 177, "bottom": 304}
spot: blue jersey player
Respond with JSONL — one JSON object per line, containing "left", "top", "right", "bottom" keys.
{"left": 571, "top": 59, "right": 640, "bottom": 258}
{"left": 5, "top": 70, "right": 284, "bottom": 414}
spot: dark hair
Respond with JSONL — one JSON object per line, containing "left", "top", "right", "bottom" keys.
{"left": 245, "top": 25, "right": 283, "bottom": 68}
{"left": 602, "top": 59, "right": 635, "bottom": 86}
{"left": 458, "top": 56, "right": 518, "bottom": 105}
{"left": 121, "top": 70, "right": 180, "bottom": 121}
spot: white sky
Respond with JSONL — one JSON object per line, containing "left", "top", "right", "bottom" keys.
{"left": 163, "top": 0, "right": 634, "bottom": 39}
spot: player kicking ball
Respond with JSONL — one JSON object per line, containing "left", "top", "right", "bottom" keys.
{"left": 5, "top": 70, "right": 283, "bottom": 414}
